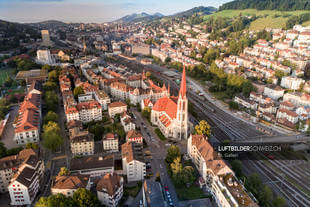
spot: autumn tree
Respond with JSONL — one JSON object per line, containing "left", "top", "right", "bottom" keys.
{"left": 42, "top": 121, "right": 63, "bottom": 151}
{"left": 195, "top": 120, "right": 211, "bottom": 137}
{"left": 44, "top": 111, "right": 58, "bottom": 124}
{"left": 73, "top": 86, "right": 84, "bottom": 99}
{"left": 58, "top": 167, "right": 70, "bottom": 176}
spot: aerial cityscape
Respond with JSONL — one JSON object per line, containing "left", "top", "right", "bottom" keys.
{"left": 0, "top": 0, "right": 310, "bottom": 207}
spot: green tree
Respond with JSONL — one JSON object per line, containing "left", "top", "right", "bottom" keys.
{"left": 181, "top": 166, "right": 196, "bottom": 185}
{"left": 4, "top": 76, "right": 13, "bottom": 87}
{"left": 275, "top": 70, "right": 285, "bottom": 79}
{"left": 194, "top": 120, "right": 211, "bottom": 137}
{"left": 73, "top": 86, "right": 84, "bottom": 99}
{"left": 35, "top": 193, "right": 75, "bottom": 207}
{"left": 58, "top": 167, "right": 70, "bottom": 176}
{"left": 0, "top": 142, "right": 7, "bottom": 158}
{"left": 44, "top": 81, "right": 57, "bottom": 91}
{"left": 44, "top": 111, "right": 58, "bottom": 124}
{"left": 44, "top": 91, "right": 58, "bottom": 111}
{"left": 72, "top": 188, "right": 100, "bottom": 207}
{"left": 260, "top": 185, "right": 273, "bottom": 204}
{"left": 42, "top": 64, "right": 51, "bottom": 71}
{"left": 142, "top": 107, "right": 151, "bottom": 121}
{"left": 42, "top": 121, "right": 63, "bottom": 151}
{"left": 166, "top": 145, "right": 181, "bottom": 164}
{"left": 272, "top": 196, "right": 286, "bottom": 207}
{"left": 230, "top": 160, "right": 243, "bottom": 178}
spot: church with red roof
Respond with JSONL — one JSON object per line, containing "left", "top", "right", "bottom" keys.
{"left": 150, "top": 66, "right": 189, "bottom": 140}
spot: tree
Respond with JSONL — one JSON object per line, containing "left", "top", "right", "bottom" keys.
{"left": 181, "top": 166, "right": 196, "bottom": 185}
{"left": 26, "top": 142, "right": 39, "bottom": 150}
{"left": 42, "top": 64, "right": 51, "bottom": 71}
{"left": 145, "top": 71, "right": 151, "bottom": 78}
{"left": 170, "top": 157, "right": 182, "bottom": 182}
{"left": 275, "top": 70, "right": 285, "bottom": 79}
{"left": 42, "top": 122, "right": 63, "bottom": 151}
{"left": 44, "top": 81, "right": 57, "bottom": 91}
{"left": 230, "top": 160, "right": 242, "bottom": 178}
{"left": 4, "top": 76, "right": 13, "bottom": 87}
{"left": 0, "top": 142, "right": 7, "bottom": 158}
{"left": 58, "top": 167, "right": 70, "bottom": 176}
{"left": 166, "top": 145, "right": 181, "bottom": 164}
{"left": 44, "top": 91, "right": 58, "bottom": 111}
{"left": 195, "top": 120, "right": 211, "bottom": 137}
{"left": 272, "top": 196, "right": 286, "bottom": 207}
{"left": 73, "top": 86, "right": 84, "bottom": 99}
{"left": 142, "top": 107, "right": 151, "bottom": 121}
{"left": 72, "top": 188, "right": 100, "bottom": 207}
{"left": 44, "top": 111, "right": 58, "bottom": 124}
{"left": 260, "top": 185, "right": 273, "bottom": 204}
{"left": 35, "top": 194, "right": 75, "bottom": 207}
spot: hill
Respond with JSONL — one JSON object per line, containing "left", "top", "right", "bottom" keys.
{"left": 170, "top": 6, "right": 217, "bottom": 18}
{"left": 114, "top": 12, "right": 164, "bottom": 23}
{"left": 219, "top": 0, "right": 310, "bottom": 11}
{"left": 203, "top": 9, "right": 310, "bottom": 30}
{"left": 0, "top": 20, "right": 40, "bottom": 52}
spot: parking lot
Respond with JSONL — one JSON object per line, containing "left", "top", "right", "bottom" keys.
{"left": 1, "top": 105, "right": 19, "bottom": 149}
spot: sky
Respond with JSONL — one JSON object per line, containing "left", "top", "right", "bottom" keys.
{"left": 0, "top": 0, "right": 231, "bottom": 23}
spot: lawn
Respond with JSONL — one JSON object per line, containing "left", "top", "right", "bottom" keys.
{"left": 249, "top": 16, "right": 288, "bottom": 30}
{"left": 154, "top": 128, "right": 167, "bottom": 141}
{"left": 302, "top": 21, "right": 310, "bottom": 26}
{"left": 124, "top": 182, "right": 142, "bottom": 197}
{"left": 0, "top": 68, "right": 15, "bottom": 85}
{"left": 173, "top": 183, "right": 208, "bottom": 200}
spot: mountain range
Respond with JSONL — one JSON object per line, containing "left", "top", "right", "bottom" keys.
{"left": 113, "top": 12, "right": 164, "bottom": 23}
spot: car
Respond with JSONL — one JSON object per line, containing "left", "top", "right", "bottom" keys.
{"left": 164, "top": 186, "right": 168, "bottom": 191}
{"left": 139, "top": 200, "right": 143, "bottom": 207}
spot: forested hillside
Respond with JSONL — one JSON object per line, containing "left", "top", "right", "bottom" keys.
{"left": 220, "top": 0, "right": 310, "bottom": 11}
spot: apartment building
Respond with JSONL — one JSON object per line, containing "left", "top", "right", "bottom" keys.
{"left": 94, "top": 90, "right": 111, "bottom": 110}
{"left": 187, "top": 134, "right": 258, "bottom": 207}
{"left": 108, "top": 102, "right": 127, "bottom": 118}
{"left": 126, "top": 130, "right": 143, "bottom": 144}
{"left": 51, "top": 175, "right": 90, "bottom": 197}
{"left": 77, "top": 101, "right": 102, "bottom": 123}
{"left": 120, "top": 112, "right": 136, "bottom": 132}
{"left": 121, "top": 142, "right": 146, "bottom": 182}
{"left": 96, "top": 173, "right": 123, "bottom": 207}
{"left": 8, "top": 150, "right": 44, "bottom": 206}
{"left": 14, "top": 86, "right": 42, "bottom": 145}
{"left": 102, "top": 133, "right": 119, "bottom": 152}
{"left": 69, "top": 127, "right": 94, "bottom": 156}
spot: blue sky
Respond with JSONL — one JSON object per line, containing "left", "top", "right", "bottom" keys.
{"left": 0, "top": 0, "right": 230, "bottom": 23}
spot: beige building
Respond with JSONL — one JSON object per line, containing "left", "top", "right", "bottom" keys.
{"left": 108, "top": 102, "right": 127, "bottom": 118}
{"left": 77, "top": 101, "right": 102, "bottom": 123}
{"left": 70, "top": 127, "right": 94, "bottom": 156}
{"left": 94, "top": 90, "right": 111, "bottom": 110}
{"left": 103, "top": 133, "right": 119, "bottom": 152}
{"left": 51, "top": 175, "right": 90, "bottom": 197}
{"left": 96, "top": 173, "right": 123, "bottom": 207}
{"left": 121, "top": 142, "right": 146, "bottom": 182}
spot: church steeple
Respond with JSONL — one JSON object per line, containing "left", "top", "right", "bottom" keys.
{"left": 179, "top": 65, "right": 186, "bottom": 98}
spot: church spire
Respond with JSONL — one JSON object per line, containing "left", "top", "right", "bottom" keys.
{"left": 179, "top": 65, "right": 186, "bottom": 98}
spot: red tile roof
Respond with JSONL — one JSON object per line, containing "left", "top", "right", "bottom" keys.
{"left": 152, "top": 96, "right": 177, "bottom": 119}
{"left": 77, "top": 101, "right": 101, "bottom": 111}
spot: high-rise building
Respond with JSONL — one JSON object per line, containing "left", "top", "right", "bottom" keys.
{"left": 41, "top": 30, "right": 52, "bottom": 46}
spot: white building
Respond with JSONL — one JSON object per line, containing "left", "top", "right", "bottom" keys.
{"left": 280, "top": 76, "right": 305, "bottom": 90}
{"left": 36, "top": 49, "right": 54, "bottom": 65}
{"left": 94, "top": 90, "right": 111, "bottom": 110}
{"left": 70, "top": 128, "right": 94, "bottom": 156}
{"left": 122, "top": 142, "right": 146, "bottom": 182}
{"left": 187, "top": 134, "right": 258, "bottom": 207}
{"left": 77, "top": 101, "right": 102, "bottom": 123}
{"left": 96, "top": 173, "right": 123, "bottom": 207}
{"left": 103, "top": 133, "right": 119, "bottom": 152}
{"left": 8, "top": 151, "right": 44, "bottom": 206}
{"left": 263, "top": 85, "right": 285, "bottom": 100}
{"left": 120, "top": 112, "right": 136, "bottom": 132}
{"left": 108, "top": 102, "right": 127, "bottom": 118}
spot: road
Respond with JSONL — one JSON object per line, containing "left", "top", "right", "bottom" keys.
{"left": 131, "top": 107, "right": 180, "bottom": 207}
